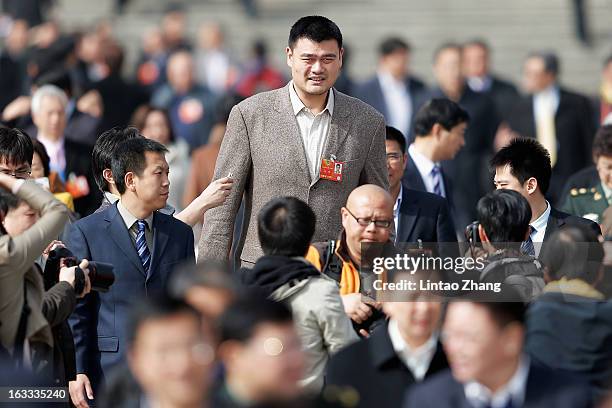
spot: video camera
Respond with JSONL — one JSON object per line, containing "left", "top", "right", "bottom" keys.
{"left": 43, "top": 247, "right": 115, "bottom": 296}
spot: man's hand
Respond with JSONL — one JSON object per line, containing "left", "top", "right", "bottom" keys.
{"left": 0, "top": 172, "right": 18, "bottom": 191}
{"left": 1, "top": 95, "right": 31, "bottom": 122}
{"left": 341, "top": 293, "right": 373, "bottom": 324}
{"left": 69, "top": 373, "right": 94, "bottom": 408}
{"left": 59, "top": 259, "right": 91, "bottom": 297}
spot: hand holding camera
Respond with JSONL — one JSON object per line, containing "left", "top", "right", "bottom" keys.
{"left": 59, "top": 259, "right": 92, "bottom": 298}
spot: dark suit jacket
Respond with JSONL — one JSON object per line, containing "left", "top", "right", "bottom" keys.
{"left": 402, "top": 152, "right": 458, "bottom": 233}
{"left": 64, "top": 139, "right": 100, "bottom": 218}
{"left": 507, "top": 89, "right": 596, "bottom": 203}
{"left": 65, "top": 109, "right": 100, "bottom": 147}
{"left": 543, "top": 207, "right": 601, "bottom": 242}
{"left": 326, "top": 321, "right": 448, "bottom": 408}
{"left": 66, "top": 203, "right": 195, "bottom": 391}
{"left": 354, "top": 75, "right": 428, "bottom": 140}
{"left": 396, "top": 186, "right": 456, "bottom": 245}
{"left": 480, "top": 75, "right": 519, "bottom": 122}
{"left": 404, "top": 364, "right": 594, "bottom": 408}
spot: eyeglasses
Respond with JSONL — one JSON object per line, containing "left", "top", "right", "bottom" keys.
{"left": 344, "top": 207, "right": 392, "bottom": 228}
{"left": 0, "top": 168, "right": 32, "bottom": 179}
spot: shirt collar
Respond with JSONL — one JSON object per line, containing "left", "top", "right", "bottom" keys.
{"left": 104, "top": 191, "right": 119, "bottom": 205}
{"left": 288, "top": 80, "right": 334, "bottom": 117}
{"left": 394, "top": 184, "right": 403, "bottom": 213}
{"left": 601, "top": 182, "right": 612, "bottom": 202}
{"left": 388, "top": 318, "right": 437, "bottom": 356}
{"left": 377, "top": 70, "right": 404, "bottom": 88}
{"left": 530, "top": 200, "right": 551, "bottom": 235}
{"left": 37, "top": 134, "right": 65, "bottom": 151}
{"left": 408, "top": 143, "right": 437, "bottom": 176}
{"left": 116, "top": 199, "right": 154, "bottom": 230}
{"left": 464, "top": 355, "right": 530, "bottom": 408}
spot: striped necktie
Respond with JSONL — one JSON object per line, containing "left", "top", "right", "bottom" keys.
{"left": 136, "top": 220, "right": 151, "bottom": 272}
{"left": 520, "top": 226, "right": 537, "bottom": 257}
{"left": 431, "top": 165, "right": 443, "bottom": 197}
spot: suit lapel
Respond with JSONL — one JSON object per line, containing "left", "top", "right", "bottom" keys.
{"left": 403, "top": 153, "right": 428, "bottom": 192}
{"left": 526, "top": 96, "right": 537, "bottom": 138}
{"left": 319, "top": 89, "right": 350, "bottom": 186}
{"left": 274, "top": 84, "right": 312, "bottom": 184}
{"left": 373, "top": 77, "right": 388, "bottom": 117}
{"left": 544, "top": 207, "right": 565, "bottom": 242}
{"left": 148, "top": 212, "right": 169, "bottom": 279}
{"left": 398, "top": 187, "right": 419, "bottom": 242}
{"left": 105, "top": 204, "right": 146, "bottom": 277}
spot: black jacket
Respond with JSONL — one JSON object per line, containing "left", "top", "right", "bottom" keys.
{"left": 544, "top": 207, "right": 601, "bottom": 241}
{"left": 326, "top": 321, "right": 448, "bottom": 408}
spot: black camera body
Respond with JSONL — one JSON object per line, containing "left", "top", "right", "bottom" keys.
{"left": 464, "top": 221, "right": 481, "bottom": 245}
{"left": 43, "top": 247, "right": 115, "bottom": 296}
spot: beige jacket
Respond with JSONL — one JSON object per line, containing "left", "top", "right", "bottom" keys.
{"left": 0, "top": 181, "right": 69, "bottom": 361}
{"left": 198, "top": 83, "right": 389, "bottom": 263}
{"left": 271, "top": 274, "right": 358, "bottom": 393}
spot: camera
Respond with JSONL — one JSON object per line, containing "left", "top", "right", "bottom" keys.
{"left": 43, "top": 247, "right": 115, "bottom": 296}
{"left": 464, "top": 221, "right": 481, "bottom": 245}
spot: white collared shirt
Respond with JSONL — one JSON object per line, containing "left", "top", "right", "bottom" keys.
{"left": 464, "top": 355, "right": 530, "bottom": 408}
{"left": 388, "top": 319, "right": 437, "bottom": 381}
{"left": 408, "top": 144, "right": 446, "bottom": 197}
{"left": 393, "top": 184, "right": 403, "bottom": 240}
{"left": 378, "top": 71, "right": 412, "bottom": 137}
{"left": 530, "top": 200, "right": 551, "bottom": 256}
{"left": 533, "top": 85, "right": 560, "bottom": 122}
{"left": 37, "top": 134, "right": 66, "bottom": 178}
{"left": 289, "top": 80, "right": 334, "bottom": 182}
{"left": 467, "top": 75, "right": 493, "bottom": 93}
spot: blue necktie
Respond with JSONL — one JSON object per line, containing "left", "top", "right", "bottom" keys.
{"left": 521, "top": 226, "right": 537, "bottom": 257}
{"left": 431, "top": 165, "right": 443, "bottom": 197}
{"left": 136, "top": 220, "right": 151, "bottom": 272}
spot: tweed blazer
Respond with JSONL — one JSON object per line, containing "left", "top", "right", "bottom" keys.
{"left": 199, "top": 83, "right": 389, "bottom": 263}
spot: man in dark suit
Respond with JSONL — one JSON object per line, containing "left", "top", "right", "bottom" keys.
{"left": 506, "top": 51, "right": 596, "bottom": 204}
{"left": 462, "top": 39, "right": 519, "bottom": 122}
{"left": 66, "top": 137, "right": 195, "bottom": 405}
{"left": 491, "top": 137, "right": 600, "bottom": 259}
{"left": 386, "top": 126, "right": 456, "bottom": 244}
{"left": 429, "top": 43, "right": 500, "bottom": 229}
{"left": 31, "top": 84, "right": 100, "bottom": 217}
{"left": 354, "top": 37, "right": 428, "bottom": 141}
{"left": 404, "top": 295, "right": 594, "bottom": 408}
{"left": 326, "top": 269, "right": 448, "bottom": 408}
{"left": 402, "top": 98, "right": 469, "bottom": 234}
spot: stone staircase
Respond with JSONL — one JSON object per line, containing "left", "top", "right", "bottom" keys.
{"left": 55, "top": 0, "right": 612, "bottom": 94}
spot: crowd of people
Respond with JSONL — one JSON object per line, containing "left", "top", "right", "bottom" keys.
{"left": 1, "top": 7, "right": 612, "bottom": 408}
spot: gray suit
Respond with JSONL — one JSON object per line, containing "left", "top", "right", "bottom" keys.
{"left": 199, "top": 83, "right": 389, "bottom": 264}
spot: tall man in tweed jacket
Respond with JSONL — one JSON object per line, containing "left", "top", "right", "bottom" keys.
{"left": 199, "top": 16, "right": 389, "bottom": 265}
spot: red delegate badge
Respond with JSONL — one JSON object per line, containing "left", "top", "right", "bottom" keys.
{"left": 320, "top": 157, "right": 344, "bottom": 182}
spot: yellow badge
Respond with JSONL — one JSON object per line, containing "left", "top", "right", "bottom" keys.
{"left": 579, "top": 188, "right": 587, "bottom": 194}
{"left": 570, "top": 188, "right": 578, "bottom": 196}
{"left": 594, "top": 192, "right": 602, "bottom": 201}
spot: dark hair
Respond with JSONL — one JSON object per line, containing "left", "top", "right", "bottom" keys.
{"left": 477, "top": 189, "right": 531, "bottom": 243}
{"left": 99, "top": 39, "right": 125, "bottom": 74}
{"left": 34, "top": 68, "right": 73, "bottom": 97}
{"left": 413, "top": 98, "right": 470, "bottom": 137}
{"left": 474, "top": 298, "right": 526, "bottom": 327}
{"left": 130, "top": 105, "right": 176, "bottom": 143}
{"left": 433, "top": 42, "right": 462, "bottom": 63}
{"left": 218, "top": 296, "right": 293, "bottom": 343}
{"left": 258, "top": 196, "right": 315, "bottom": 257}
{"left": 111, "top": 137, "right": 168, "bottom": 195}
{"left": 288, "top": 16, "right": 342, "bottom": 49}
{"left": 379, "top": 37, "right": 410, "bottom": 56}
{"left": 92, "top": 127, "right": 142, "bottom": 192}
{"left": 31, "top": 139, "right": 50, "bottom": 177}
{"left": 592, "top": 124, "right": 612, "bottom": 160}
{"left": 540, "top": 225, "right": 603, "bottom": 284}
{"left": 0, "top": 128, "right": 34, "bottom": 167}
{"left": 463, "top": 38, "right": 489, "bottom": 53}
{"left": 169, "top": 261, "right": 236, "bottom": 299}
{"left": 0, "top": 190, "right": 21, "bottom": 235}
{"left": 385, "top": 126, "right": 406, "bottom": 154}
{"left": 252, "top": 39, "right": 267, "bottom": 59}
{"left": 126, "top": 295, "right": 201, "bottom": 347}
{"left": 214, "top": 93, "right": 244, "bottom": 125}
{"left": 490, "top": 138, "right": 552, "bottom": 194}
{"left": 527, "top": 51, "right": 559, "bottom": 76}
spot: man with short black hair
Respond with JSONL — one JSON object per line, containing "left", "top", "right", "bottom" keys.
{"left": 491, "top": 138, "right": 600, "bottom": 259}
{"left": 213, "top": 296, "right": 306, "bottom": 407}
{"left": 67, "top": 136, "right": 195, "bottom": 405}
{"left": 199, "top": 15, "right": 389, "bottom": 267}
{"left": 241, "top": 196, "right": 357, "bottom": 391}
{"left": 506, "top": 51, "right": 595, "bottom": 202}
{"left": 476, "top": 189, "right": 545, "bottom": 301}
{"left": 405, "top": 292, "right": 594, "bottom": 408}
{"left": 0, "top": 127, "right": 34, "bottom": 179}
{"left": 355, "top": 37, "right": 428, "bottom": 140}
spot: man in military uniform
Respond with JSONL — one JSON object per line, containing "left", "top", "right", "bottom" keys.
{"left": 561, "top": 124, "right": 612, "bottom": 223}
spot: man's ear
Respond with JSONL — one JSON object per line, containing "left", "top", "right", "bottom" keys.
{"left": 102, "top": 168, "right": 114, "bottom": 185}
{"left": 478, "top": 223, "right": 489, "bottom": 243}
{"left": 124, "top": 171, "right": 136, "bottom": 192}
{"left": 431, "top": 123, "right": 444, "bottom": 141}
{"left": 525, "top": 177, "right": 538, "bottom": 195}
{"left": 286, "top": 46, "right": 293, "bottom": 68}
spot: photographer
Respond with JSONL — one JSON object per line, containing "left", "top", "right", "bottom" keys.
{"left": 1, "top": 189, "right": 92, "bottom": 386}
{"left": 473, "top": 189, "right": 545, "bottom": 301}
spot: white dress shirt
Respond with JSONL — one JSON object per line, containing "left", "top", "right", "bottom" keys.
{"left": 464, "top": 355, "right": 530, "bottom": 408}
{"left": 378, "top": 71, "right": 412, "bottom": 137}
{"left": 408, "top": 144, "right": 446, "bottom": 198}
{"left": 289, "top": 81, "right": 334, "bottom": 182}
{"left": 533, "top": 85, "right": 560, "bottom": 121}
{"left": 37, "top": 135, "right": 66, "bottom": 179}
{"left": 388, "top": 319, "right": 438, "bottom": 381}
{"left": 530, "top": 200, "right": 551, "bottom": 257}
{"left": 467, "top": 75, "right": 493, "bottom": 93}
{"left": 393, "top": 184, "right": 403, "bottom": 239}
